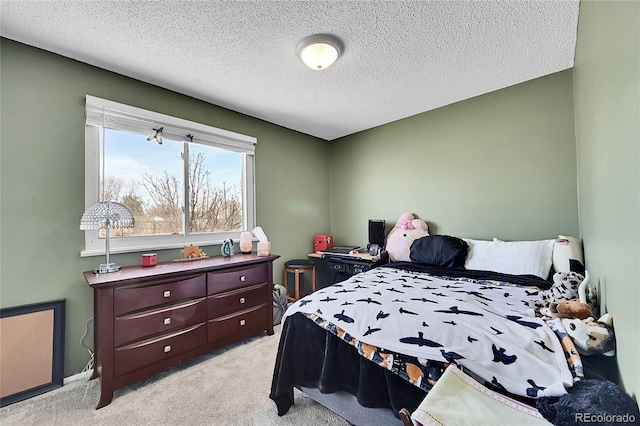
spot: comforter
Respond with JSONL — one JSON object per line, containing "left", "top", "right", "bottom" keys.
{"left": 281, "top": 263, "right": 574, "bottom": 400}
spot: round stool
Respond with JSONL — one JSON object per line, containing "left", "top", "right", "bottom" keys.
{"left": 284, "top": 259, "right": 316, "bottom": 302}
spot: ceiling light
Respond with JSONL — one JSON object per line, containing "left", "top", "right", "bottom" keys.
{"left": 297, "top": 34, "right": 343, "bottom": 71}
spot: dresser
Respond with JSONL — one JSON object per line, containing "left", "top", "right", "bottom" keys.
{"left": 84, "top": 253, "right": 279, "bottom": 409}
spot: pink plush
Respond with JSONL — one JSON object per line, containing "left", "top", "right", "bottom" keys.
{"left": 386, "top": 212, "right": 429, "bottom": 262}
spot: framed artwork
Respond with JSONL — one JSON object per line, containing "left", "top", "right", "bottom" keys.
{"left": 0, "top": 299, "right": 65, "bottom": 407}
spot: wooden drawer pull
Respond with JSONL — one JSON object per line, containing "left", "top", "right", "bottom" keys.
{"left": 240, "top": 319, "right": 246, "bottom": 326}
{"left": 163, "top": 290, "right": 171, "bottom": 298}
{"left": 164, "top": 345, "right": 171, "bottom": 353}
{"left": 164, "top": 317, "right": 171, "bottom": 325}
{"left": 239, "top": 297, "right": 245, "bottom": 304}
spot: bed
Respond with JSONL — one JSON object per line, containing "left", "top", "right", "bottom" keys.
{"left": 269, "top": 235, "right": 588, "bottom": 424}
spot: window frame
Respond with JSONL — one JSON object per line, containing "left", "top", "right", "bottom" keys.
{"left": 82, "top": 95, "right": 256, "bottom": 257}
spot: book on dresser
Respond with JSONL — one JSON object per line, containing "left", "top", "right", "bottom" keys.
{"left": 83, "top": 253, "right": 280, "bottom": 409}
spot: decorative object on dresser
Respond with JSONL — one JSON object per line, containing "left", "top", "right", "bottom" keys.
{"left": 84, "top": 253, "right": 279, "bottom": 409}
{"left": 80, "top": 201, "right": 135, "bottom": 273}
{"left": 177, "top": 244, "right": 207, "bottom": 260}
{"left": 221, "top": 239, "right": 234, "bottom": 256}
{"left": 141, "top": 253, "right": 157, "bottom": 267}
{"left": 239, "top": 231, "right": 253, "bottom": 254}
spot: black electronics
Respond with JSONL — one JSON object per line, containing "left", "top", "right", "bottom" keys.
{"left": 368, "top": 219, "right": 386, "bottom": 255}
{"left": 320, "top": 246, "right": 360, "bottom": 255}
{"left": 326, "top": 254, "right": 388, "bottom": 283}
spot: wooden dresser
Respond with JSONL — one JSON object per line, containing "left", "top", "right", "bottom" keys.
{"left": 84, "top": 253, "right": 279, "bottom": 409}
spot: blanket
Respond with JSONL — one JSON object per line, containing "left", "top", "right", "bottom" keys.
{"left": 282, "top": 265, "right": 574, "bottom": 399}
{"left": 269, "top": 312, "right": 428, "bottom": 416}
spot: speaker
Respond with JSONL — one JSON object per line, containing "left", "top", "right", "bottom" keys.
{"left": 368, "top": 219, "right": 386, "bottom": 249}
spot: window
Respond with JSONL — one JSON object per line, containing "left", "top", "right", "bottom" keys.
{"left": 82, "top": 95, "right": 256, "bottom": 256}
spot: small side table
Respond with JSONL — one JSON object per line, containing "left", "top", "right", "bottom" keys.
{"left": 284, "top": 259, "right": 316, "bottom": 302}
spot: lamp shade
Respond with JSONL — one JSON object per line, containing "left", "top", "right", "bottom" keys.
{"left": 80, "top": 201, "right": 134, "bottom": 230}
{"left": 80, "top": 201, "right": 134, "bottom": 273}
{"left": 297, "top": 34, "right": 343, "bottom": 70}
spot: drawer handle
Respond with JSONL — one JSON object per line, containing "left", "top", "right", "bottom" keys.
{"left": 164, "top": 317, "right": 171, "bottom": 325}
{"left": 240, "top": 319, "right": 246, "bottom": 326}
{"left": 163, "top": 290, "right": 171, "bottom": 298}
{"left": 239, "top": 297, "right": 246, "bottom": 304}
{"left": 240, "top": 275, "right": 246, "bottom": 282}
{"left": 164, "top": 345, "right": 171, "bottom": 353}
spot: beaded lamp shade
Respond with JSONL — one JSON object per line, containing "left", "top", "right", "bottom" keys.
{"left": 80, "top": 201, "right": 134, "bottom": 273}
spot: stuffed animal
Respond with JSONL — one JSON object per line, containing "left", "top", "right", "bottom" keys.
{"left": 561, "top": 313, "right": 615, "bottom": 356}
{"left": 537, "top": 378, "right": 640, "bottom": 426}
{"left": 532, "top": 271, "right": 585, "bottom": 312}
{"left": 539, "top": 299, "right": 593, "bottom": 320}
{"left": 385, "top": 212, "right": 429, "bottom": 262}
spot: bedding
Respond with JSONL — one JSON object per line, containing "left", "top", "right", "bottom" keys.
{"left": 270, "top": 261, "right": 581, "bottom": 418}
{"left": 409, "top": 235, "right": 469, "bottom": 268}
{"left": 464, "top": 238, "right": 555, "bottom": 279}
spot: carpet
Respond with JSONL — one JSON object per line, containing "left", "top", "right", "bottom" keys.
{"left": 0, "top": 325, "right": 350, "bottom": 425}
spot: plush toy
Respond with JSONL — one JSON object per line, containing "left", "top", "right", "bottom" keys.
{"left": 561, "top": 313, "right": 615, "bottom": 357}
{"left": 539, "top": 300, "right": 593, "bottom": 320}
{"left": 537, "top": 378, "right": 640, "bottom": 426}
{"left": 385, "top": 213, "right": 429, "bottom": 262}
{"left": 532, "top": 271, "right": 584, "bottom": 313}
{"left": 552, "top": 235, "right": 586, "bottom": 276}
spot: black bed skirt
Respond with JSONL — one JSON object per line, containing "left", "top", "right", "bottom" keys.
{"left": 269, "top": 312, "right": 427, "bottom": 418}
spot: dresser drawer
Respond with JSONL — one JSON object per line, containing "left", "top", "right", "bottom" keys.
{"left": 207, "top": 264, "right": 267, "bottom": 295}
{"left": 114, "top": 322, "right": 206, "bottom": 377}
{"left": 207, "top": 283, "right": 267, "bottom": 319}
{"left": 114, "top": 274, "right": 206, "bottom": 316}
{"left": 207, "top": 304, "right": 267, "bottom": 343}
{"left": 114, "top": 298, "right": 207, "bottom": 347}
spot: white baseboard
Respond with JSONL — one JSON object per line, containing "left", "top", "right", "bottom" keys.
{"left": 63, "top": 369, "right": 94, "bottom": 385}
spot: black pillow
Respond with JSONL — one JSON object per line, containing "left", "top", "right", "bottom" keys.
{"left": 410, "top": 235, "right": 469, "bottom": 268}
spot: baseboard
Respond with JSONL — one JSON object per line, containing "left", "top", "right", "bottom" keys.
{"left": 63, "top": 370, "right": 93, "bottom": 385}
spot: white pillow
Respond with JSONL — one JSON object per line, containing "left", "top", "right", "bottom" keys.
{"left": 464, "top": 238, "right": 555, "bottom": 279}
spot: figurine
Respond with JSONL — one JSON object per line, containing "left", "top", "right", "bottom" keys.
{"left": 221, "top": 239, "right": 234, "bottom": 257}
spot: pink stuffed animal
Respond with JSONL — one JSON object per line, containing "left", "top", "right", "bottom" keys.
{"left": 386, "top": 212, "right": 429, "bottom": 262}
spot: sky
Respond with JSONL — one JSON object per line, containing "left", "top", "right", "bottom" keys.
{"left": 103, "top": 128, "right": 241, "bottom": 203}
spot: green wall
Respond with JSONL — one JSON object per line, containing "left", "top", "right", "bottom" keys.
{"left": 574, "top": 1, "right": 640, "bottom": 398}
{"left": 0, "top": 38, "right": 331, "bottom": 377}
{"left": 2, "top": 2, "right": 638, "bottom": 401}
{"left": 330, "top": 70, "right": 579, "bottom": 245}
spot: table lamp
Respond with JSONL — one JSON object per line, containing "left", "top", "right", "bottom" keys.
{"left": 80, "top": 201, "right": 135, "bottom": 273}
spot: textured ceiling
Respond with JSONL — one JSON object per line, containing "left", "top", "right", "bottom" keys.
{"left": 0, "top": 1, "right": 579, "bottom": 141}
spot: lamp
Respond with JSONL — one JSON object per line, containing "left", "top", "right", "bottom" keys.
{"left": 147, "top": 127, "right": 164, "bottom": 144}
{"left": 80, "top": 201, "right": 135, "bottom": 273}
{"left": 297, "top": 34, "right": 343, "bottom": 70}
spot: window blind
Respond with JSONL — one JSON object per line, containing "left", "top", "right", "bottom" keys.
{"left": 85, "top": 95, "right": 256, "bottom": 154}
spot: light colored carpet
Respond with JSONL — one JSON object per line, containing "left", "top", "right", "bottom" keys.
{"left": 0, "top": 325, "right": 350, "bottom": 425}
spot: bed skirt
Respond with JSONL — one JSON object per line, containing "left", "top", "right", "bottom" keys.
{"left": 269, "top": 312, "right": 427, "bottom": 418}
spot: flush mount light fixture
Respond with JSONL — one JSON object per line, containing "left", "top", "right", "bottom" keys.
{"left": 297, "top": 34, "right": 343, "bottom": 71}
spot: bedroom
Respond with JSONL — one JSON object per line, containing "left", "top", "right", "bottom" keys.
{"left": 0, "top": 0, "right": 638, "bottom": 423}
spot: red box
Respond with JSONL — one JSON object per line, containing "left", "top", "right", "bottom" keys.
{"left": 142, "top": 253, "right": 157, "bottom": 267}
{"left": 314, "top": 234, "right": 334, "bottom": 252}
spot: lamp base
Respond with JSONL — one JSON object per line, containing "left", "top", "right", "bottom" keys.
{"left": 94, "top": 263, "right": 122, "bottom": 274}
